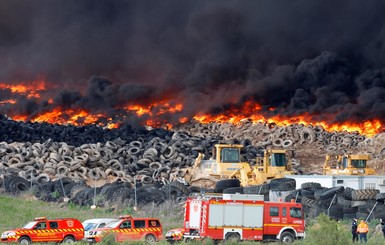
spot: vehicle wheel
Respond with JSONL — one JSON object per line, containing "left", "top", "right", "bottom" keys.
{"left": 280, "top": 231, "right": 295, "bottom": 243}
{"left": 62, "top": 235, "right": 75, "bottom": 243}
{"left": 225, "top": 232, "right": 240, "bottom": 241}
{"left": 19, "top": 237, "right": 31, "bottom": 245}
{"left": 145, "top": 234, "right": 156, "bottom": 244}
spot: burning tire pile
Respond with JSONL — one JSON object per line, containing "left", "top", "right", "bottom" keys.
{"left": 1, "top": 115, "right": 385, "bottom": 219}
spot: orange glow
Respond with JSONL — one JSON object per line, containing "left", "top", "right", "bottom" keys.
{"left": 0, "top": 80, "right": 46, "bottom": 98}
{"left": 0, "top": 99, "right": 17, "bottom": 104}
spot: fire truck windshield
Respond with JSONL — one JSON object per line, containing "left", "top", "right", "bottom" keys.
{"left": 290, "top": 207, "right": 302, "bottom": 219}
{"left": 23, "top": 222, "right": 37, "bottom": 229}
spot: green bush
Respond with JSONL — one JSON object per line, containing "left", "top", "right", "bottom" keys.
{"left": 299, "top": 213, "right": 351, "bottom": 245}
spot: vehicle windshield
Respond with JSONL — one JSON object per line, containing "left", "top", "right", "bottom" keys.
{"left": 83, "top": 223, "right": 98, "bottom": 231}
{"left": 105, "top": 221, "right": 121, "bottom": 228}
{"left": 23, "top": 222, "right": 37, "bottom": 229}
{"left": 221, "top": 148, "right": 240, "bottom": 163}
{"left": 290, "top": 207, "right": 302, "bottom": 219}
{"left": 351, "top": 159, "right": 367, "bottom": 168}
{"left": 270, "top": 153, "right": 286, "bottom": 167}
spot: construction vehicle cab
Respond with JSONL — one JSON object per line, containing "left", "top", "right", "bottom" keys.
{"left": 184, "top": 144, "right": 295, "bottom": 188}
{"left": 185, "top": 144, "right": 252, "bottom": 188}
{"left": 323, "top": 154, "right": 375, "bottom": 175}
{"left": 251, "top": 149, "right": 294, "bottom": 184}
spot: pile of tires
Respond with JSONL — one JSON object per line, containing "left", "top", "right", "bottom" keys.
{"left": 292, "top": 182, "right": 385, "bottom": 221}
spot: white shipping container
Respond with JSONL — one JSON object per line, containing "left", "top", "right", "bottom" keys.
{"left": 285, "top": 175, "right": 385, "bottom": 192}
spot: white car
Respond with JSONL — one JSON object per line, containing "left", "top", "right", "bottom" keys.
{"left": 82, "top": 218, "right": 119, "bottom": 236}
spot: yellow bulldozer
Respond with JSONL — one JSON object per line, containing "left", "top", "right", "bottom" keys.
{"left": 322, "top": 154, "right": 375, "bottom": 175}
{"left": 183, "top": 144, "right": 295, "bottom": 188}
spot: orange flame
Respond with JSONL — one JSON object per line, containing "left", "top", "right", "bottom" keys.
{"left": 0, "top": 80, "right": 46, "bottom": 99}
{"left": 1, "top": 81, "right": 384, "bottom": 136}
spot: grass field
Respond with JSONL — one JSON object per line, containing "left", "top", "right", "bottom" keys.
{"left": 1, "top": 192, "right": 385, "bottom": 244}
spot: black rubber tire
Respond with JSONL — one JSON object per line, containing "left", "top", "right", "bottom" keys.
{"left": 280, "top": 231, "right": 295, "bottom": 243}
{"left": 169, "top": 181, "right": 189, "bottom": 195}
{"left": 319, "top": 186, "right": 344, "bottom": 200}
{"left": 214, "top": 179, "right": 240, "bottom": 193}
{"left": 300, "top": 189, "right": 315, "bottom": 199}
{"left": 352, "top": 189, "right": 380, "bottom": 200}
{"left": 269, "top": 178, "right": 296, "bottom": 191}
{"left": 144, "top": 234, "right": 157, "bottom": 244}
{"left": 223, "top": 187, "right": 244, "bottom": 194}
{"left": 243, "top": 184, "right": 270, "bottom": 194}
{"left": 376, "top": 193, "right": 385, "bottom": 201}
{"left": 301, "top": 182, "right": 322, "bottom": 189}
{"left": 62, "top": 235, "right": 75, "bottom": 243}
{"left": 225, "top": 232, "right": 240, "bottom": 242}
{"left": 18, "top": 236, "right": 31, "bottom": 245}
{"left": 337, "top": 196, "right": 352, "bottom": 208}
{"left": 343, "top": 187, "right": 354, "bottom": 200}
{"left": 301, "top": 196, "right": 317, "bottom": 207}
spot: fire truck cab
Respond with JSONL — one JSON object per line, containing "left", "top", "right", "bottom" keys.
{"left": 1, "top": 216, "right": 84, "bottom": 244}
{"left": 180, "top": 193, "right": 305, "bottom": 243}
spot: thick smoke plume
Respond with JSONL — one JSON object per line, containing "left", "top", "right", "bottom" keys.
{"left": 1, "top": 1, "right": 385, "bottom": 125}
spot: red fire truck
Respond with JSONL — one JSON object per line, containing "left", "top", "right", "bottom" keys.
{"left": 179, "top": 193, "right": 305, "bottom": 243}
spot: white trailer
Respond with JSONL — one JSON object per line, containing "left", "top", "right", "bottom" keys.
{"left": 285, "top": 175, "right": 385, "bottom": 192}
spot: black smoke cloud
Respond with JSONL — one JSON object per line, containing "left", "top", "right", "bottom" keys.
{"left": 1, "top": 0, "right": 385, "bottom": 126}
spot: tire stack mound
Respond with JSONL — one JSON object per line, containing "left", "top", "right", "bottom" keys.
{"left": 0, "top": 115, "right": 385, "bottom": 209}
{"left": 287, "top": 182, "right": 385, "bottom": 221}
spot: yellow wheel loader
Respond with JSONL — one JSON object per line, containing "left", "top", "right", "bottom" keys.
{"left": 322, "top": 154, "right": 375, "bottom": 175}
{"left": 183, "top": 144, "right": 295, "bottom": 188}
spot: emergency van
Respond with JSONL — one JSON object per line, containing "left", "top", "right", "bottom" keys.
{"left": 1, "top": 216, "right": 84, "bottom": 244}
{"left": 84, "top": 215, "right": 163, "bottom": 243}
{"left": 170, "top": 193, "right": 305, "bottom": 243}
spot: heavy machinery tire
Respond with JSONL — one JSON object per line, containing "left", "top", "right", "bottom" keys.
{"left": 375, "top": 193, "right": 385, "bottom": 201}
{"left": 223, "top": 187, "right": 244, "bottom": 194}
{"left": 352, "top": 189, "right": 380, "bottom": 200}
{"left": 269, "top": 178, "right": 296, "bottom": 191}
{"left": 301, "top": 182, "right": 322, "bottom": 190}
{"left": 301, "top": 196, "right": 317, "bottom": 207}
{"left": 243, "top": 184, "right": 270, "bottom": 194}
{"left": 319, "top": 186, "right": 344, "bottom": 199}
{"left": 342, "top": 187, "right": 354, "bottom": 200}
{"left": 300, "top": 189, "right": 315, "bottom": 199}
{"left": 214, "top": 179, "right": 241, "bottom": 193}
{"left": 337, "top": 196, "right": 352, "bottom": 208}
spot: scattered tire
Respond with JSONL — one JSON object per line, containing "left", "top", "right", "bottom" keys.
{"left": 269, "top": 178, "right": 296, "bottom": 191}
{"left": 214, "top": 179, "right": 241, "bottom": 193}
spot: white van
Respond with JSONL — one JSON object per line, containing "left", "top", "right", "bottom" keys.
{"left": 82, "top": 218, "right": 118, "bottom": 236}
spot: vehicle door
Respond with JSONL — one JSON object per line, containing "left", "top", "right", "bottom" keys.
{"left": 133, "top": 220, "right": 146, "bottom": 240}
{"left": 33, "top": 221, "right": 49, "bottom": 242}
{"left": 148, "top": 219, "right": 162, "bottom": 239}
{"left": 264, "top": 204, "right": 282, "bottom": 235}
{"left": 48, "top": 221, "right": 62, "bottom": 242}
{"left": 116, "top": 220, "right": 133, "bottom": 242}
